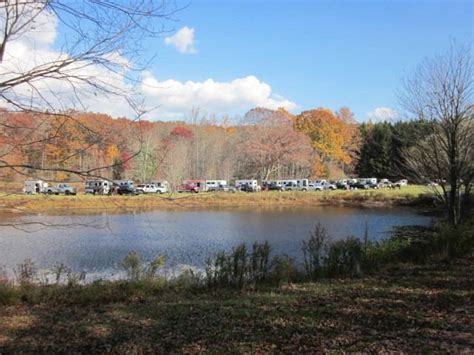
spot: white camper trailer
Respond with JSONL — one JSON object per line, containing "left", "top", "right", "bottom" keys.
{"left": 284, "top": 179, "right": 309, "bottom": 191}
{"left": 85, "top": 179, "right": 111, "bottom": 195}
{"left": 23, "top": 180, "right": 48, "bottom": 194}
{"left": 206, "top": 180, "right": 228, "bottom": 191}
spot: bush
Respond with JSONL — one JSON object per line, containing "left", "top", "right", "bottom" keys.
{"left": 14, "top": 259, "right": 37, "bottom": 285}
{"left": 271, "top": 254, "right": 297, "bottom": 285}
{"left": 302, "top": 223, "right": 329, "bottom": 280}
{"left": 326, "top": 237, "right": 363, "bottom": 277}
{"left": 249, "top": 241, "right": 271, "bottom": 283}
{"left": 121, "top": 251, "right": 167, "bottom": 282}
{"left": 205, "top": 242, "right": 292, "bottom": 289}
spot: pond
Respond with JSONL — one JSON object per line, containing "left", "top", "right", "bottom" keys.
{"left": 0, "top": 206, "right": 432, "bottom": 280}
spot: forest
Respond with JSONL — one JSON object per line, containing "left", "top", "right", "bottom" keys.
{"left": 0, "top": 106, "right": 430, "bottom": 189}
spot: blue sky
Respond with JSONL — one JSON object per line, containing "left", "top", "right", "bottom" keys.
{"left": 141, "top": 0, "right": 473, "bottom": 121}
{"left": 12, "top": 0, "right": 471, "bottom": 121}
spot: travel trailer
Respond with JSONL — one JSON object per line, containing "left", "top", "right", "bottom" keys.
{"left": 206, "top": 180, "right": 228, "bottom": 191}
{"left": 284, "top": 179, "right": 309, "bottom": 191}
{"left": 85, "top": 179, "right": 111, "bottom": 195}
{"left": 23, "top": 180, "right": 48, "bottom": 194}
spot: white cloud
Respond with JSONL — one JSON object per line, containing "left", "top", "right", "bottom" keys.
{"left": 164, "top": 26, "right": 196, "bottom": 54}
{"left": 0, "top": 13, "right": 295, "bottom": 120}
{"left": 367, "top": 107, "right": 399, "bottom": 122}
{"left": 140, "top": 73, "right": 297, "bottom": 119}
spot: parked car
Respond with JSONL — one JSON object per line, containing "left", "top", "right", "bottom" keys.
{"left": 235, "top": 180, "right": 261, "bottom": 192}
{"left": 136, "top": 184, "right": 161, "bottom": 194}
{"left": 308, "top": 182, "right": 324, "bottom": 191}
{"left": 378, "top": 179, "right": 393, "bottom": 189}
{"left": 309, "top": 180, "right": 337, "bottom": 191}
{"left": 336, "top": 180, "right": 350, "bottom": 189}
{"left": 179, "top": 180, "right": 207, "bottom": 193}
{"left": 394, "top": 179, "right": 408, "bottom": 188}
{"left": 324, "top": 181, "right": 337, "bottom": 190}
{"left": 45, "top": 183, "right": 77, "bottom": 195}
{"left": 150, "top": 181, "right": 169, "bottom": 194}
{"left": 266, "top": 181, "right": 285, "bottom": 191}
{"left": 114, "top": 180, "right": 138, "bottom": 195}
{"left": 240, "top": 183, "right": 260, "bottom": 192}
{"left": 350, "top": 181, "right": 370, "bottom": 189}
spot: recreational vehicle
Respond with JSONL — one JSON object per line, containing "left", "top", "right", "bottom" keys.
{"left": 206, "top": 180, "right": 228, "bottom": 192}
{"left": 85, "top": 179, "right": 111, "bottom": 195}
{"left": 284, "top": 179, "right": 309, "bottom": 191}
{"left": 23, "top": 180, "right": 48, "bottom": 194}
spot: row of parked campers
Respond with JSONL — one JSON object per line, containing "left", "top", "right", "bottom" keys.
{"left": 84, "top": 180, "right": 169, "bottom": 195}
{"left": 262, "top": 178, "right": 408, "bottom": 191}
{"left": 177, "top": 179, "right": 262, "bottom": 193}
{"left": 23, "top": 180, "right": 77, "bottom": 195}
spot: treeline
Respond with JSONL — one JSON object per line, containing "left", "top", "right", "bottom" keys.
{"left": 0, "top": 107, "right": 428, "bottom": 186}
{"left": 356, "top": 120, "right": 432, "bottom": 180}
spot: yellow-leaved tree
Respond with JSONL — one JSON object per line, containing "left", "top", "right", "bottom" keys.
{"left": 294, "top": 107, "right": 359, "bottom": 178}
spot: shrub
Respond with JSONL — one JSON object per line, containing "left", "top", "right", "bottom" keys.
{"left": 14, "top": 259, "right": 37, "bottom": 285}
{"left": 326, "top": 237, "right": 363, "bottom": 277}
{"left": 302, "top": 223, "right": 329, "bottom": 280}
{"left": 206, "top": 242, "right": 278, "bottom": 289}
{"left": 249, "top": 241, "right": 271, "bottom": 283}
{"left": 121, "top": 251, "right": 167, "bottom": 282}
{"left": 271, "top": 254, "right": 297, "bottom": 285}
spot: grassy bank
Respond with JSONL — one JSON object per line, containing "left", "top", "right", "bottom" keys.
{"left": 0, "top": 185, "right": 435, "bottom": 214}
{"left": 1, "top": 216, "right": 473, "bottom": 352}
{"left": 0, "top": 254, "right": 473, "bottom": 352}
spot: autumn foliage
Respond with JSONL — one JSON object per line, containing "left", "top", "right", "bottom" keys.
{"left": 294, "top": 107, "right": 359, "bottom": 178}
{"left": 1, "top": 106, "right": 363, "bottom": 184}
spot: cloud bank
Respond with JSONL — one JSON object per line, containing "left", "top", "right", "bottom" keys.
{"left": 141, "top": 73, "right": 297, "bottom": 119}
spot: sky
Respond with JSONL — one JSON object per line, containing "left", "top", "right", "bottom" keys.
{"left": 2, "top": 0, "right": 473, "bottom": 122}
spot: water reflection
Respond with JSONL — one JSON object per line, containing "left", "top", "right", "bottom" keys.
{"left": 0, "top": 206, "right": 431, "bottom": 280}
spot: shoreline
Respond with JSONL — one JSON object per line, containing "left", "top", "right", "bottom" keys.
{"left": 0, "top": 186, "right": 437, "bottom": 215}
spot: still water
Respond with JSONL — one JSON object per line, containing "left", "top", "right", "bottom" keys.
{"left": 0, "top": 207, "right": 431, "bottom": 280}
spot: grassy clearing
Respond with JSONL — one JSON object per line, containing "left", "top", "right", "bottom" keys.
{"left": 0, "top": 254, "right": 472, "bottom": 352}
{"left": 0, "top": 185, "right": 435, "bottom": 214}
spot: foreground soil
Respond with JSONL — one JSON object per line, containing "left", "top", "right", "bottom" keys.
{"left": 0, "top": 254, "right": 472, "bottom": 353}
{"left": 0, "top": 186, "right": 434, "bottom": 214}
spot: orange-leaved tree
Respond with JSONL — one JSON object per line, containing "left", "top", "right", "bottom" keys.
{"left": 294, "top": 107, "right": 359, "bottom": 178}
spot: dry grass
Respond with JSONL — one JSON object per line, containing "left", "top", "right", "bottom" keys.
{"left": 0, "top": 186, "right": 434, "bottom": 214}
{"left": 0, "top": 253, "right": 472, "bottom": 352}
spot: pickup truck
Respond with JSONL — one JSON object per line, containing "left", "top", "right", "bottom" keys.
{"left": 308, "top": 182, "right": 337, "bottom": 191}
{"left": 45, "top": 183, "right": 77, "bottom": 195}
{"left": 136, "top": 184, "right": 167, "bottom": 194}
